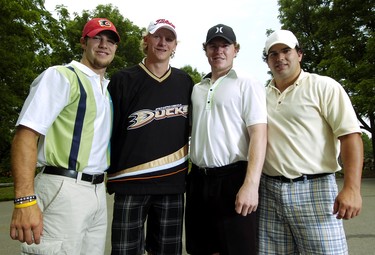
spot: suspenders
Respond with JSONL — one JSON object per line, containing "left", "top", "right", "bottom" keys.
{"left": 66, "top": 66, "right": 87, "bottom": 171}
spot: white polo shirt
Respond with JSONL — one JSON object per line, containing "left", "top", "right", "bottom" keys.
{"left": 263, "top": 70, "right": 361, "bottom": 178}
{"left": 190, "top": 69, "right": 267, "bottom": 168}
{"left": 16, "top": 61, "right": 112, "bottom": 174}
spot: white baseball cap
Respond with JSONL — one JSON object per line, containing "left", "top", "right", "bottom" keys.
{"left": 265, "top": 30, "right": 299, "bottom": 53}
{"left": 147, "top": 19, "right": 177, "bottom": 39}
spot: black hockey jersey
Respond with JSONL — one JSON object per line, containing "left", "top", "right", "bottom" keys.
{"left": 107, "top": 62, "right": 194, "bottom": 195}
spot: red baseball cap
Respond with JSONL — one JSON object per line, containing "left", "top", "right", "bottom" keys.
{"left": 82, "top": 18, "right": 120, "bottom": 42}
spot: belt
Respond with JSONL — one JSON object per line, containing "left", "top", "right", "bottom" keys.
{"left": 193, "top": 161, "right": 247, "bottom": 176}
{"left": 43, "top": 166, "right": 105, "bottom": 184}
{"left": 264, "top": 173, "right": 332, "bottom": 183}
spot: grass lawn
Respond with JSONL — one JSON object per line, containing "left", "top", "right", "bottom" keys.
{"left": 0, "top": 186, "right": 14, "bottom": 202}
{"left": 362, "top": 168, "right": 375, "bottom": 178}
{"left": 0, "top": 176, "right": 14, "bottom": 201}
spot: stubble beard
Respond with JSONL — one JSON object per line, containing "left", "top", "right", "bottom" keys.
{"left": 92, "top": 58, "right": 112, "bottom": 69}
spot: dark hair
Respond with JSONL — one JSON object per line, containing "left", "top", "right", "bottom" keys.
{"left": 262, "top": 45, "right": 303, "bottom": 62}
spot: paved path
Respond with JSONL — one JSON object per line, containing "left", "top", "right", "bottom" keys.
{"left": 1, "top": 178, "right": 375, "bottom": 254}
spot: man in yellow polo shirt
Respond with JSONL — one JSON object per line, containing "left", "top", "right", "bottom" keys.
{"left": 258, "top": 29, "right": 363, "bottom": 255}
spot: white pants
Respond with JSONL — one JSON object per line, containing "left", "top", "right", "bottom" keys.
{"left": 21, "top": 172, "right": 107, "bottom": 255}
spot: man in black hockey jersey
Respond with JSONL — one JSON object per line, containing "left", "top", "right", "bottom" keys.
{"left": 107, "top": 18, "right": 194, "bottom": 255}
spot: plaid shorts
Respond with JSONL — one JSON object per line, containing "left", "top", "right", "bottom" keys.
{"left": 257, "top": 174, "right": 348, "bottom": 255}
{"left": 111, "top": 194, "right": 184, "bottom": 255}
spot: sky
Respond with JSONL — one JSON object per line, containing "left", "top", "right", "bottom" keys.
{"left": 44, "top": 0, "right": 281, "bottom": 82}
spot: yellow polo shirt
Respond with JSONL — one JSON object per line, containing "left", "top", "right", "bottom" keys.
{"left": 263, "top": 71, "right": 361, "bottom": 178}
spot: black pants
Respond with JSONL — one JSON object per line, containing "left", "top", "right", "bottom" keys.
{"left": 185, "top": 162, "right": 257, "bottom": 255}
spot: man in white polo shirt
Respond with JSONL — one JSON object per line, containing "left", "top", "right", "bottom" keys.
{"left": 186, "top": 24, "right": 267, "bottom": 255}
{"left": 9, "top": 18, "right": 120, "bottom": 255}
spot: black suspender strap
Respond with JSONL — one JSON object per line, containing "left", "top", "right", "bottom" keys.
{"left": 66, "top": 66, "right": 87, "bottom": 170}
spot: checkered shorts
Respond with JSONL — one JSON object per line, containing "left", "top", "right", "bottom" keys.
{"left": 257, "top": 174, "right": 348, "bottom": 255}
{"left": 111, "top": 194, "right": 184, "bottom": 255}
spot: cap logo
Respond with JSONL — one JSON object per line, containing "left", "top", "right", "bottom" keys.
{"left": 154, "top": 19, "right": 175, "bottom": 29}
{"left": 215, "top": 26, "right": 224, "bottom": 34}
{"left": 98, "top": 19, "right": 112, "bottom": 28}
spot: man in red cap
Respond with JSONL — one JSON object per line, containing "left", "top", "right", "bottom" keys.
{"left": 9, "top": 18, "right": 120, "bottom": 254}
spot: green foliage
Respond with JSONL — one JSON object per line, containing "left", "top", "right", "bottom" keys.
{"left": 0, "top": 1, "right": 207, "bottom": 177}
{"left": 0, "top": 1, "right": 144, "bottom": 175}
{"left": 362, "top": 133, "right": 374, "bottom": 173}
{"left": 362, "top": 133, "right": 373, "bottom": 159}
{"left": 0, "top": 0, "right": 64, "bottom": 173}
{"left": 0, "top": 186, "right": 14, "bottom": 202}
{"left": 180, "top": 65, "right": 205, "bottom": 84}
{"left": 277, "top": 0, "right": 375, "bottom": 168}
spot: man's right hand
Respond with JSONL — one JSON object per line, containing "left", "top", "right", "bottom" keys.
{"left": 10, "top": 204, "right": 43, "bottom": 244}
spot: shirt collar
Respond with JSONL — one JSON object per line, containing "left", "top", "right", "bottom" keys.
{"left": 69, "top": 60, "right": 104, "bottom": 79}
{"left": 267, "top": 70, "right": 306, "bottom": 90}
{"left": 201, "top": 69, "right": 238, "bottom": 84}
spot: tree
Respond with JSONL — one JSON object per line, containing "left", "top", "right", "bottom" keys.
{"left": 0, "top": 1, "right": 145, "bottom": 175}
{"left": 277, "top": 0, "right": 375, "bottom": 169}
{"left": 362, "top": 133, "right": 373, "bottom": 171}
{"left": 0, "top": 2, "right": 204, "bottom": 177}
{"left": 180, "top": 65, "right": 205, "bottom": 84}
{"left": 0, "top": 0, "right": 64, "bottom": 174}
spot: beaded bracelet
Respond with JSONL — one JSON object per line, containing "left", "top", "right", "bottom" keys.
{"left": 14, "top": 195, "right": 37, "bottom": 204}
{"left": 14, "top": 200, "right": 37, "bottom": 209}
